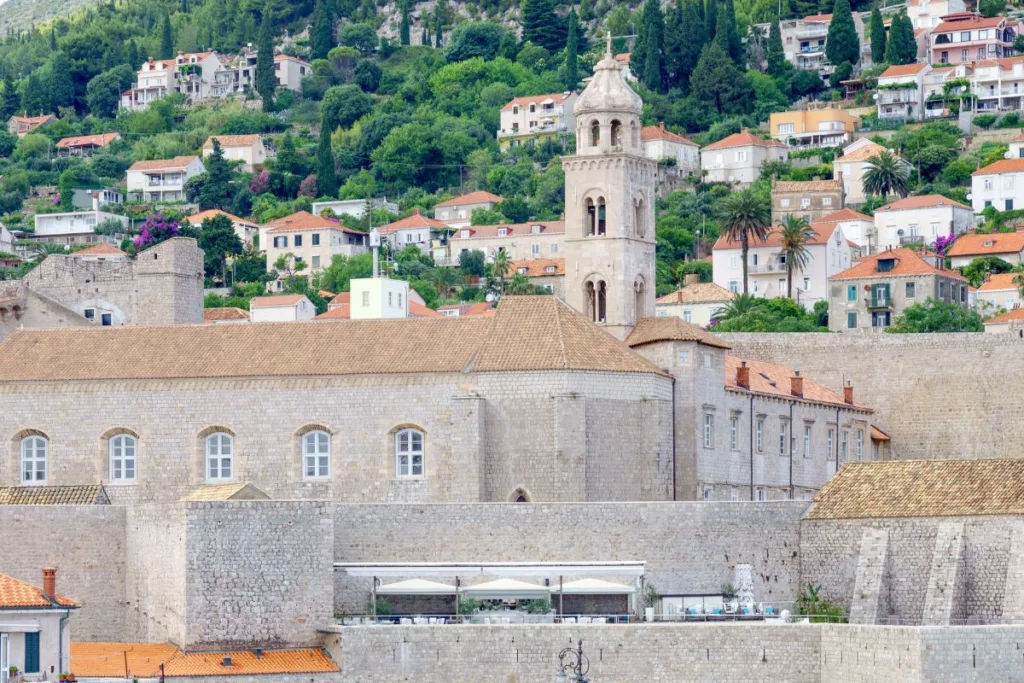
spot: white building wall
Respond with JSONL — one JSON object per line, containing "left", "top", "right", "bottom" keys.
{"left": 250, "top": 299, "right": 315, "bottom": 322}
{"left": 350, "top": 277, "right": 410, "bottom": 319}
{"left": 874, "top": 206, "right": 975, "bottom": 251}
{"left": 701, "top": 144, "right": 788, "bottom": 186}
{"left": 972, "top": 171, "right": 1023, "bottom": 213}
{"left": 34, "top": 211, "right": 128, "bottom": 237}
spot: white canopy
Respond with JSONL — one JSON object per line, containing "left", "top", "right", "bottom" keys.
{"left": 551, "top": 578, "right": 636, "bottom": 595}
{"left": 337, "top": 561, "right": 646, "bottom": 578}
{"left": 462, "top": 578, "right": 550, "bottom": 599}
{"left": 376, "top": 579, "right": 457, "bottom": 596}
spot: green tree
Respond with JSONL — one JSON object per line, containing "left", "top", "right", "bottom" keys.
{"left": 317, "top": 123, "right": 338, "bottom": 198}
{"left": 311, "top": 0, "right": 334, "bottom": 60}
{"left": 863, "top": 150, "right": 910, "bottom": 198}
{"left": 564, "top": 7, "right": 579, "bottom": 90}
{"left": 499, "top": 196, "right": 530, "bottom": 223}
{"left": 713, "top": 296, "right": 824, "bottom": 331}
{"left": 766, "top": 20, "right": 784, "bottom": 77}
{"left": 722, "top": 0, "right": 742, "bottom": 63}
{"left": 885, "top": 13, "right": 915, "bottom": 65}
{"left": 340, "top": 23, "right": 378, "bottom": 55}
{"left": 490, "top": 248, "right": 511, "bottom": 298}
{"left": 961, "top": 256, "right": 1013, "bottom": 287}
{"left": 322, "top": 84, "right": 373, "bottom": 128}
{"left": 704, "top": 0, "right": 718, "bottom": 44}
{"left": 256, "top": 3, "right": 277, "bottom": 111}
{"left": 459, "top": 249, "right": 486, "bottom": 277}
{"left": 318, "top": 253, "right": 373, "bottom": 292}
{"left": 887, "top": 298, "right": 985, "bottom": 333}
{"left": 160, "top": 13, "right": 174, "bottom": 60}
{"left": 0, "top": 72, "right": 21, "bottom": 119}
{"left": 445, "top": 22, "right": 516, "bottom": 62}
{"left": 826, "top": 0, "right": 859, "bottom": 67}
{"left": 19, "top": 73, "right": 47, "bottom": 116}
{"left": 400, "top": 0, "right": 411, "bottom": 45}
{"left": 777, "top": 215, "right": 816, "bottom": 298}
{"left": 690, "top": 42, "right": 751, "bottom": 115}
{"left": 48, "top": 53, "right": 75, "bottom": 110}
{"left": 199, "top": 214, "right": 244, "bottom": 284}
{"left": 979, "top": 0, "right": 1003, "bottom": 18}
{"left": 681, "top": 0, "right": 708, "bottom": 84}
{"left": 869, "top": 6, "right": 886, "bottom": 64}
{"left": 127, "top": 40, "right": 140, "bottom": 70}
{"left": 198, "top": 139, "right": 236, "bottom": 210}
{"left": 639, "top": 0, "right": 665, "bottom": 91}
{"left": 87, "top": 65, "right": 134, "bottom": 118}
{"left": 521, "top": 0, "right": 565, "bottom": 52}
{"left": 718, "top": 189, "right": 770, "bottom": 294}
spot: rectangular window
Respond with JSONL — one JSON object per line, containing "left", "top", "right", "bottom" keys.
{"left": 730, "top": 416, "right": 739, "bottom": 450}
{"left": 101, "top": 313, "right": 112, "bottom": 326}
{"left": 1008, "top": 199, "right": 1015, "bottom": 211}
{"left": 531, "top": 243, "right": 540, "bottom": 256}
{"left": 273, "top": 236, "right": 287, "bottom": 248}
{"left": 703, "top": 414, "right": 714, "bottom": 448}
{"left": 856, "top": 429, "right": 864, "bottom": 461}
{"left": 803, "top": 277, "right": 810, "bottom": 291}
{"left": 312, "top": 233, "right": 320, "bottom": 246}
{"left": 312, "top": 255, "right": 320, "bottom": 269}
{"left": 847, "top": 285, "right": 857, "bottom": 302}
{"left": 822, "top": 197, "right": 832, "bottom": 206}
{"left": 731, "top": 488, "right": 739, "bottom": 502}
{"left": 780, "top": 198, "right": 791, "bottom": 207}
{"left": 906, "top": 282, "right": 916, "bottom": 299}
{"left": 294, "top": 235, "right": 303, "bottom": 247}
{"left": 803, "top": 425, "right": 812, "bottom": 458}
{"left": 683, "top": 310, "right": 692, "bottom": 323}
{"left": 756, "top": 488, "right": 765, "bottom": 502}
{"left": 756, "top": 419, "right": 764, "bottom": 453}
{"left": 361, "top": 291, "right": 370, "bottom": 306}
{"left": 841, "top": 430, "right": 849, "bottom": 462}
{"left": 847, "top": 312, "right": 858, "bottom": 329}
{"left": 550, "top": 243, "right": 559, "bottom": 254}
{"left": 827, "top": 428, "right": 835, "bottom": 460}
{"left": 84, "top": 308, "right": 95, "bottom": 320}
{"left": 728, "top": 281, "right": 739, "bottom": 294}
{"left": 780, "top": 420, "right": 789, "bottom": 456}
{"left": 24, "top": 631, "right": 40, "bottom": 673}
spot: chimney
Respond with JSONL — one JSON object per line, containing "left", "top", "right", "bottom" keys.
{"left": 659, "top": 121, "right": 665, "bottom": 131}
{"left": 843, "top": 382, "right": 854, "bottom": 405}
{"left": 92, "top": 192, "right": 99, "bottom": 212}
{"left": 737, "top": 361, "right": 750, "bottom": 389}
{"left": 683, "top": 273, "right": 699, "bottom": 285}
{"left": 42, "top": 567, "right": 56, "bottom": 598}
{"left": 791, "top": 371, "right": 804, "bottom": 398}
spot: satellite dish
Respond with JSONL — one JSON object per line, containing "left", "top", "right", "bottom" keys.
{"left": 897, "top": 229, "right": 905, "bottom": 236}
{"left": 485, "top": 292, "right": 495, "bottom": 303}
{"left": 369, "top": 228, "right": 381, "bottom": 247}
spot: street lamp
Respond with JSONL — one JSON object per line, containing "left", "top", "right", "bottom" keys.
{"left": 555, "top": 640, "right": 590, "bottom": 683}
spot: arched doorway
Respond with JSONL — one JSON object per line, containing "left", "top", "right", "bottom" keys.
{"left": 510, "top": 488, "right": 531, "bottom": 502}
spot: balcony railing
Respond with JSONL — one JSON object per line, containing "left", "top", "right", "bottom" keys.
{"left": 867, "top": 296, "right": 891, "bottom": 309}
{"left": 747, "top": 261, "right": 784, "bottom": 274}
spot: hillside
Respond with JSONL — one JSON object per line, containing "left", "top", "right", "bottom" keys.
{"left": 0, "top": 0, "right": 98, "bottom": 32}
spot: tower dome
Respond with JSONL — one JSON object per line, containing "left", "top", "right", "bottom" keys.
{"left": 574, "top": 35, "right": 643, "bottom": 117}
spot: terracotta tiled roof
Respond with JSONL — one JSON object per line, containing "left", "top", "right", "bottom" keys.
{"left": 71, "top": 643, "right": 337, "bottom": 678}
{"left": 0, "top": 574, "right": 77, "bottom": 609}
{"left": 204, "top": 307, "right": 250, "bottom": 322}
{"left": 879, "top": 63, "right": 929, "bottom": 78}
{"left": 803, "top": 12, "right": 832, "bottom": 21}
{"left": 203, "top": 134, "right": 262, "bottom": 148}
{"left": 807, "top": 459, "right": 1024, "bottom": 520}
{"left": 186, "top": 209, "right": 257, "bottom": 226}
{"left": 1011, "top": 134, "right": 1024, "bottom": 142}
{"left": 974, "top": 158, "right": 1024, "bottom": 175}
{"left": 377, "top": 209, "right": 448, "bottom": 234}
{"left": 934, "top": 15, "right": 1006, "bottom": 32}
{"left": 180, "top": 483, "right": 269, "bottom": 501}
{"left": 265, "top": 210, "right": 362, "bottom": 235}
{"left": 970, "top": 55, "right": 1024, "bottom": 70}
{"left": 436, "top": 302, "right": 494, "bottom": 316}
{"left": 830, "top": 248, "right": 967, "bottom": 281}
{"left": 949, "top": 233, "right": 1024, "bottom": 258}
{"left": 508, "top": 258, "right": 564, "bottom": 277}
{"left": 249, "top": 294, "right": 307, "bottom": 308}
{"left": 986, "top": 307, "right": 1024, "bottom": 324}
{"left": 0, "top": 484, "right": 109, "bottom": 505}
{"left": 702, "top": 132, "right": 788, "bottom": 151}
{"left": 641, "top": 123, "right": 697, "bottom": 146}
{"left": 817, "top": 208, "right": 872, "bottom": 223}
{"left": 128, "top": 156, "right": 200, "bottom": 172}
{"left": 10, "top": 114, "right": 55, "bottom": 126}
{"left": 435, "top": 191, "right": 504, "bottom": 207}
{"left": 626, "top": 316, "right": 732, "bottom": 350}
{"left": 773, "top": 178, "right": 842, "bottom": 193}
{"left": 328, "top": 292, "right": 351, "bottom": 307}
{"left": 501, "top": 92, "right": 574, "bottom": 111}
{"left": 876, "top": 194, "right": 971, "bottom": 211}
{"left": 714, "top": 222, "right": 839, "bottom": 250}
{"left": 55, "top": 132, "right": 120, "bottom": 149}
{"left": 614, "top": 53, "right": 630, "bottom": 64}
{"left": 451, "top": 221, "right": 565, "bottom": 240}
{"left": 74, "top": 243, "right": 125, "bottom": 256}
{"left": 315, "top": 301, "right": 442, "bottom": 319}
{"left": 274, "top": 54, "right": 309, "bottom": 63}
{"left": 656, "top": 282, "right": 735, "bottom": 305}
{"left": 317, "top": 290, "right": 336, "bottom": 298}
{"left": 0, "top": 297, "right": 662, "bottom": 381}
{"left": 835, "top": 141, "right": 890, "bottom": 163}
{"left": 725, "top": 356, "right": 866, "bottom": 408}
{"left": 870, "top": 425, "right": 890, "bottom": 441}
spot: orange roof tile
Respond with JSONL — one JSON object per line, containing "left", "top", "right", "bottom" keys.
{"left": 879, "top": 63, "right": 929, "bottom": 78}
{"left": 508, "top": 258, "right": 565, "bottom": 277}
{"left": 377, "top": 208, "right": 448, "bottom": 234}
{"left": 249, "top": 294, "right": 307, "bottom": 308}
{"left": 614, "top": 52, "right": 630, "bottom": 64}
{"left": 714, "top": 222, "right": 839, "bottom": 250}
{"left": 773, "top": 178, "right": 842, "bottom": 193}
{"left": 72, "top": 642, "right": 179, "bottom": 678}
{"left": 0, "top": 573, "right": 78, "bottom": 609}
{"left": 803, "top": 12, "right": 832, "bottom": 21}
{"left": 817, "top": 208, "right": 873, "bottom": 223}
{"left": 204, "top": 307, "right": 250, "bottom": 322}
{"left": 829, "top": 247, "right": 967, "bottom": 281}
{"left": 949, "top": 232, "right": 1024, "bottom": 258}
{"left": 10, "top": 114, "right": 55, "bottom": 126}
{"left": 128, "top": 156, "right": 200, "bottom": 172}
{"left": 501, "top": 92, "right": 574, "bottom": 112}
{"left": 436, "top": 302, "right": 495, "bottom": 316}
{"left": 641, "top": 123, "right": 698, "bottom": 146}
{"left": 934, "top": 15, "right": 1006, "bottom": 32}
{"left": 986, "top": 308, "right": 1024, "bottom": 324}
{"left": 876, "top": 194, "right": 971, "bottom": 211}
{"left": 186, "top": 209, "right": 257, "bottom": 226}
{"left": 626, "top": 316, "right": 731, "bottom": 349}
{"left": 974, "top": 158, "right": 1024, "bottom": 175}
{"left": 871, "top": 425, "right": 890, "bottom": 441}
{"left": 265, "top": 210, "right": 363, "bottom": 235}
{"left": 55, "top": 132, "right": 120, "bottom": 149}
{"left": 835, "top": 141, "right": 891, "bottom": 163}
{"left": 317, "top": 289, "right": 336, "bottom": 298}
{"left": 203, "top": 134, "right": 262, "bottom": 148}
{"left": 725, "top": 356, "right": 867, "bottom": 409}
{"left": 328, "top": 292, "right": 351, "bottom": 307}
{"left": 656, "top": 282, "right": 735, "bottom": 305}
{"left": 972, "top": 55, "right": 1024, "bottom": 70}
{"left": 452, "top": 221, "right": 565, "bottom": 240}
{"left": 978, "top": 272, "right": 1023, "bottom": 292}
{"left": 71, "top": 643, "right": 337, "bottom": 679}
{"left": 702, "top": 132, "right": 788, "bottom": 151}
{"left": 435, "top": 191, "right": 504, "bottom": 208}
{"left": 274, "top": 53, "right": 309, "bottom": 63}
{"left": 74, "top": 243, "right": 125, "bottom": 256}
{"left": 317, "top": 301, "right": 442, "bottom": 319}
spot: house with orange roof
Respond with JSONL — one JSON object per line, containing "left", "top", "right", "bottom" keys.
{"left": 876, "top": 63, "right": 932, "bottom": 121}
{"left": 948, "top": 230, "right": 1024, "bottom": 267}
{"left": 0, "top": 569, "right": 78, "bottom": 680}
{"left": 126, "top": 156, "right": 205, "bottom": 203}
{"left": 203, "top": 306, "right": 250, "bottom": 324}
{"left": 55, "top": 132, "right": 121, "bottom": 156}
{"left": 433, "top": 191, "right": 504, "bottom": 227}
{"left": 873, "top": 194, "right": 974, "bottom": 251}
{"left": 828, "top": 247, "right": 969, "bottom": 331}
{"left": 969, "top": 55, "right": 1024, "bottom": 113}
{"left": 640, "top": 122, "right": 700, "bottom": 177}
{"left": 446, "top": 220, "right": 565, "bottom": 265}
{"left": 185, "top": 209, "right": 262, "bottom": 245}
{"left": 769, "top": 107, "right": 856, "bottom": 149}
{"left": 816, "top": 208, "right": 876, "bottom": 253}
{"left": 832, "top": 139, "right": 911, "bottom": 206}
{"left": 700, "top": 132, "right": 789, "bottom": 186}
{"left": 972, "top": 158, "right": 1024, "bottom": 213}
{"left": 508, "top": 258, "right": 565, "bottom": 296}
{"left": 202, "top": 134, "right": 271, "bottom": 172}
{"left": 777, "top": 12, "right": 867, "bottom": 79}
{"left": 984, "top": 306, "right": 1024, "bottom": 333}
{"left": 71, "top": 243, "right": 128, "bottom": 262}
{"left": 908, "top": 0, "right": 967, "bottom": 29}
{"left": 497, "top": 92, "right": 577, "bottom": 150}
{"left": 770, "top": 177, "right": 845, "bottom": 225}
{"left": 713, "top": 218, "right": 857, "bottom": 306}
{"left": 928, "top": 12, "right": 1023, "bottom": 66}
{"left": 974, "top": 271, "right": 1024, "bottom": 313}
{"left": 7, "top": 114, "right": 56, "bottom": 136}
{"left": 249, "top": 294, "right": 316, "bottom": 322}
{"left": 263, "top": 211, "right": 367, "bottom": 287}
{"left": 655, "top": 282, "right": 734, "bottom": 326}
{"left": 376, "top": 209, "right": 448, "bottom": 250}
{"left": 273, "top": 53, "right": 313, "bottom": 91}
{"left": 120, "top": 51, "right": 228, "bottom": 111}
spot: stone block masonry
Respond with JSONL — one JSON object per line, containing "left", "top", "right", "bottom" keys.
{"left": 848, "top": 528, "right": 889, "bottom": 625}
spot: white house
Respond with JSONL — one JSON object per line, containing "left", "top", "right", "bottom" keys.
{"left": 975, "top": 272, "right": 1023, "bottom": 314}
{"left": 249, "top": 294, "right": 316, "bottom": 322}
{"left": 274, "top": 54, "right": 312, "bottom": 91}
{"left": 497, "top": 92, "right": 577, "bottom": 150}
{"left": 34, "top": 207, "right": 128, "bottom": 237}
{"left": 984, "top": 307, "right": 1024, "bottom": 333}
{"left": 120, "top": 51, "right": 227, "bottom": 111}
{"left": 377, "top": 209, "right": 448, "bottom": 250}
{"left": 1008, "top": 135, "right": 1024, "bottom": 159}
{"left": 655, "top": 282, "right": 734, "bottom": 327}
{"left": 311, "top": 198, "right": 399, "bottom": 219}
{"left": 873, "top": 194, "right": 974, "bottom": 251}
{"left": 262, "top": 211, "right": 368, "bottom": 287}
{"left": 908, "top": 0, "right": 966, "bottom": 29}
{"left": 185, "top": 209, "right": 262, "bottom": 246}
{"left": 350, "top": 277, "right": 410, "bottom": 319}
{"left": 202, "top": 134, "right": 270, "bottom": 172}
{"left": 712, "top": 220, "right": 856, "bottom": 308}
{"left": 0, "top": 569, "right": 77, "bottom": 682}
{"left": 700, "top": 132, "right": 789, "bottom": 186}
{"left": 434, "top": 191, "right": 504, "bottom": 227}
{"left": 833, "top": 139, "right": 910, "bottom": 206}
{"left": 972, "top": 158, "right": 1024, "bottom": 213}
{"left": 817, "top": 208, "right": 876, "bottom": 254}
{"left": 126, "top": 156, "right": 206, "bottom": 203}
{"left": 969, "top": 55, "right": 1024, "bottom": 114}
{"left": 948, "top": 230, "right": 1024, "bottom": 267}
{"left": 641, "top": 123, "right": 700, "bottom": 177}
{"left": 71, "top": 243, "right": 129, "bottom": 262}
{"left": 876, "top": 63, "right": 931, "bottom": 122}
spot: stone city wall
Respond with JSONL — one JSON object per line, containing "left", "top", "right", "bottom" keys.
{"left": 719, "top": 333, "right": 1024, "bottom": 460}
{"left": 125, "top": 503, "right": 188, "bottom": 645}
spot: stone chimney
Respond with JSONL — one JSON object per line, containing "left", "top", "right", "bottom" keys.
{"left": 42, "top": 567, "right": 56, "bottom": 598}
{"left": 843, "top": 382, "right": 854, "bottom": 405}
{"left": 737, "top": 361, "right": 750, "bottom": 389}
{"left": 683, "top": 273, "right": 700, "bottom": 285}
{"left": 791, "top": 371, "right": 804, "bottom": 398}
{"left": 659, "top": 121, "right": 666, "bottom": 131}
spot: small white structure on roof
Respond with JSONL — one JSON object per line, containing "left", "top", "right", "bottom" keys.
{"left": 551, "top": 578, "right": 636, "bottom": 594}
{"left": 375, "top": 579, "right": 457, "bottom": 595}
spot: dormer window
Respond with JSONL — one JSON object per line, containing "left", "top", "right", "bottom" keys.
{"left": 545, "top": 266, "right": 556, "bottom": 273}
{"left": 984, "top": 240, "right": 994, "bottom": 247}
{"left": 877, "top": 258, "right": 896, "bottom": 272}
{"left": 531, "top": 225, "right": 542, "bottom": 234}
{"left": 461, "top": 229, "right": 470, "bottom": 239}
{"left": 517, "top": 266, "right": 528, "bottom": 275}
{"left": 498, "top": 228, "right": 508, "bottom": 237}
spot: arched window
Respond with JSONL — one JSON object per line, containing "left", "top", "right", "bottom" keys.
{"left": 395, "top": 429, "right": 424, "bottom": 479}
{"left": 597, "top": 281, "right": 607, "bottom": 322}
{"left": 109, "top": 434, "right": 137, "bottom": 482}
{"left": 303, "top": 430, "right": 331, "bottom": 479}
{"left": 511, "top": 488, "right": 531, "bottom": 502}
{"left": 585, "top": 198, "right": 596, "bottom": 236}
{"left": 611, "top": 119, "right": 622, "bottom": 147}
{"left": 634, "top": 197, "right": 645, "bottom": 237}
{"left": 205, "top": 432, "right": 233, "bottom": 481}
{"left": 21, "top": 435, "right": 47, "bottom": 484}
{"left": 634, "top": 277, "right": 647, "bottom": 320}
{"left": 590, "top": 120, "right": 600, "bottom": 147}
{"left": 631, "top": 120, "right": 639, "bottom": 148}
{"left": 585, "top": 281, "right": 597, "bottom": 322}
{"left": 597, "top": 199, "right": 606, "bottom": 236}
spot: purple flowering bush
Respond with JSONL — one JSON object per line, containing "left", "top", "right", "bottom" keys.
{"left": 134, "top": 213, "right": 180, "bottom": 248}
{"left": 298, "top": 174, "right": 318, "bottom": 198}
{"left": 250, "top": 171, "right": 270, "bottom": 194}
{"left": 932, "top": 233, "right": 956, "bottom": 256}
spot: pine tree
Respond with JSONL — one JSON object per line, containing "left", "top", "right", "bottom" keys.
{"left": 639, "top": 0, "right": 665, "bottom": 91}
{"left": 664, "top": 0, "right": 685, "bottom": 88}
{"left": 20, "top": 73, "right": 46, "bottom": 115}
{"left": 49, "top": 27, "right": 56, "bottom": 51}
{"left": 49, "top": 53, "right": 75, "bottom": 110}
{"left": 898, "top": 13, "right": 917, "bottom": 63}
{"left": 704, "top": 0, "right": 718, "bottom": 44}
{"left": 399, "top": 0, "right": 410, "bottom": 45}
{"left": 311, "top": 0, "right": 333, "bottom": 60}
{"left": 127, "top": 40, "right": 139, "bottom": 69}
{"left": 767, "top": 20, "right": 785, "bottom": 76}
{"left": 690, "top": 41, "right": 749, "bottom": 115}
{"left": 724, "top": 0, "right": 742, "bottom": 64}
{"left": 564, "top": 7, "right": 579, "bottom": 90}
{"left": 826, "top": 0, "right": 859, "bottom": 67}
{"left": 317, "top": 123, "right": 338, "bottom": 198}
{"left": 255, "top": 3, "right": 276, "bottom": 111}
{"left": 713, "top": 7, "right": 730, "bottom": 54}
{"left": 521, "top": 0, "right": 565, "bottom": 52}
{"left": 160, "top": 13, "right": 174, "bottom": 59}
{"left": 0, "top": 72, "right": 19, "bottom": 119}
{"left": 869, "top": 6, "right": 886, "bottom": 64}
{"left": 197, "top": 140, "right": 235, "bottom": 210}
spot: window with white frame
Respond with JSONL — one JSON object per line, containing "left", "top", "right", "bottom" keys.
{"left": 780, "top": 198, "right": 791, "bottom": 208}
{"left": 822, "top": 197, "right": 832, "bottom": 206}
{"left": 395, "top": 429, "right": 424, "bottom": 478}
{"left": 731, "top": 488, "right": 739, "bottom": 501}
{"left": 856, "top": 428, "right": 864, "bottom": 461}
{"left": 801, "top": 197, "right": 811, "bottom": 208}
{"left": 303, "top": 430, "right": 330, "bottom": 479}
{"left": 550, "top": 243, "right": 559, "bottom": 254}
{"left": 205, "top": 432, "right": 233, "bottom": 481}
{"left": 498, "top": 228, "right": 508, "bottom": 237}
{"left": 703, "top": 414, "right": 714, "bottom": 448}
{"left": 730, "top": 416, "right": 739, "bottom": 450}
{"left": 779, "top": 421, "right": 789, "bottom": 456}
{"left": 778, "top": 123, "right": 795, "bottom": 134}
{"left": 756, "top": 418, "right": 764, "bottom": 453}
{"left": 756, "top": 488, "right": 765, "bottom": 502}
{"left": 21, "top": 435, "right": 47, "bottom": 484}
{"left": 531, "top": 243, "right": 540, "bottom": 256}
{"left": 728, "top": 280, "right": 739, "bottom": 293}
{"left": 840, "top": 430, "right": 849, "bottom": 462}
{"left": 984, "top": 178, "right": 993, "bottom": 190}
{"left": 109, "top": 434, "right": 137, "bottom": 482}
{"left": 827, "top": 428, "right": 835, "bottom": 460}
{"left": 803, "top": 425, "right": 812, "bottom": 458}
{"left": 683, "top": 310, "right": 692, "bottom": 323}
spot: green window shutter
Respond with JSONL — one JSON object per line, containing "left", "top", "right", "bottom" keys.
{"left": 24, "top": 632, "right": 40, "bottom": 673}
{"left": 882, "top": 283, "right": 890, "bottom": 300}
{"left": 847, "top": 312, "right": 857, "bottom": 329}
{"left": 847, "top": 285, "right": 856, "bottom": 302}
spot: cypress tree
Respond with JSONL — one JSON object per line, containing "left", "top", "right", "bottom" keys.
{"left": 640, "top": 0, "right": 664, "bottom": 91}
{"left": 826, "top": 0, "right": 859, "bottom": 67}
{"left": 160, "top": 13, "right": 174, "bottom": 59}
{"left": 49, "top": 27, "right": 56, "bottom": 51}
{"left": 127, "top": 40, "right": 139, "bottom": 69}
{"left": 682, "top": 0, "right": 707, "bottom": 80}
{"left": 704, "top": 0, "right": 718, "bottom": 45}
{"left": 564, "top": 7, "right": 579, "bottom": 90}
{"left": 48, "top": 53, "right": 75, "bottom": 110}
{"left": 21, "top": 73, "right": 46, "bottom": 115}
{"left": 664, "top": 0, "right": 685, "bottom": 88}
{"left": 0, "top": 72, "right": 19, "bottom": 119}
{"left": 317, "top": 123, "right": 338, "bottom": 198}
{"left": 521, "top": 0, "right": 565, "bottom": 52}
{"left": 435, "top": 14, "right": 443, "bottom": 47}
{"left": 255, "top": 3, "right": 276, "bottom": 111}
{"left": 713, "top": 7, "right": 730, "bottom": 55}
{"left": 631, "top": 4, "right": 649, "bottom": 80}
{"left": 899, "top": 13, "right": 917, "bottom": 63}
{"left": 869, "top": 6, "right": 886, "bottom": 64}
{"left": 767, "top": 20, "right": 785, "bottom": 76}
{"left": 422, "top": 27, "right": 428, "bottom": 45}
{"left": 311, "top": 0, "right": 333, "bottom": 60}
{"left": 399, "top": 0, "right": 410, "bottom": 45}
{"left": 724, "top": 0, "right": 742, "bottom": 63}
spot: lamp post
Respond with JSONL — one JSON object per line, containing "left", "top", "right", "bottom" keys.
{"left": 555, "top": 640, "right": 590, "bottom": 683}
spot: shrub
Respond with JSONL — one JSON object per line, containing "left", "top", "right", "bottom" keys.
{"left": 998, "top": 112, "right": 1021, "bottom": 128}
{"left": 973, "top": 114, "right": 997, "bottom": 129}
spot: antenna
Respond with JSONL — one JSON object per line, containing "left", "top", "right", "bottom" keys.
{"left": 370, "top": 228, "right": 381, "bottom": 278}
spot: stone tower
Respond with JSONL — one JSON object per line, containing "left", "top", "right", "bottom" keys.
{"left": 134, "top": 237, "right": 205, "bottom": 326}
{"left": 562, "top": 35, "right": 657, "bottom": 340}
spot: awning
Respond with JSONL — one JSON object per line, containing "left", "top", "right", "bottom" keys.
{"left": 551, "top": 578, "right": 636, "bottom": 595}
{"left": 336, "top": 561, "right": 646, "bottom": 578}
{"left": 462, "top": 579, "right": 550, "bottom": 599}
{"left": 376, "top": 579, "right": 457, "bottom": 596}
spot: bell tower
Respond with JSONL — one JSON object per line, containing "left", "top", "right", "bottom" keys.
{"left": 562, "top": 35, "right": 656, "bottom": 340}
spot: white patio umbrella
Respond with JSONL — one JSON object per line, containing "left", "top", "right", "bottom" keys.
{"left": 376, "top": 579, "right": 457, "bottom": 595}
{"left": 462, "top": 578, "right": 550, "bottom": 600}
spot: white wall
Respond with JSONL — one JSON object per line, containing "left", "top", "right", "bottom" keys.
{"left": 34, "top": 211, "right": 128, "bottom": 237}
{"left": 350, "top": 277, "right": 409, "bottom": 319}
{"left": 874, "top": 205, "right": 974, "bottom": 250}
{"left": 250, "top": 299, "right": 315, "bottom": 322}
{"left": 972, "top": 171, "right": 1023, "bottom": 213}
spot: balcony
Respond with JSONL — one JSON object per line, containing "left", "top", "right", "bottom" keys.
{"left": 747, "top": 261, "right": 784, "bottom": 274}
{"left": 797, "top": 26, "right": 829, "bottom": 39}
{"left": 899, "top": 234, "right": 927, "bottom": 246}
{"left": 866, "top": 296, "right": 892, "bottom": 309}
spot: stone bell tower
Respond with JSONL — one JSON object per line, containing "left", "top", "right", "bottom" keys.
{"left": 562, "top": 35, "right": 656, "bottom": 341}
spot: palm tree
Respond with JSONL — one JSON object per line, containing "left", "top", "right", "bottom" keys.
{"left": 777, "top": 215, "right": 817, "bottom": 299}
{"left": 863, "top": 151, "right": 910, "bottom": 199}
{"left": 718, "top": 189, "right": 771, "bottom": 294}
{"left": 1013, "top": 272, "right": 1024, "bottom": 300}
{"left": 490, "top": 249, "right": 511, "bottom": 298}
{"left": 712, "top": 293, "right": 762, "bottom": 323}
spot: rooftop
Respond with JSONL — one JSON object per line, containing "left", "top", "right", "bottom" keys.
{"left": 625, "top": 316, "right": 732, "bottom": 350}
{"left": 817, "top": 208, "right": 873, "bottom": 223}
{"left": 0, "top": 573, "right": 78, "bottom": 609}
{"left": 702, "top": 132, "right": 788, "bottom": 152}
{"left": 128, "top": 155, "right": 200, "bottom": 172}
{"left": 656, "top": 282, "right": 735, "bottom": 305}
{"left": 807, "top": 459, "right": 1024, "bottom": 520}
{"left": 934, "top": 15, "right": 1006, "bottom": 32}
{"left": 948, "top": 232, "right": 1024, "bottom": 258}
{"left": 879, "top": 63, "right": 929, "bottom": 78}
{"left": 249, "top": 294, "right": 308, "bottom": 309}
{"left": 55, "top": 132, "right": 119, "bottom": 149}
{"left": 714, "top": 221, "right": 840, "bottom": 250}
{"left": 73, "top": 243, "right": 126, "bottom": 257}
{"left": 875, "top": 194, "right": 972, "bottom": 211}
{"left": 501, "top": 92, "right": 574, "bottom": 112}
{"left": 435, "top": 191, "right": 504, "bottom": 207}
{"left": 203, "top": 307, "right": 250, "bottom": 322}
{"left": 186, "top": 209, "right": 258, "bottom": 226}
{"left": 203, "top": 134, "right": 262, "bottom": 148}
{"left": 725, "top": 356, "right": 865, "bottom": 409}
{"left": 830, "top": 247, "right": 967, "bottom": 281}
{"left": 452, "top": 221, "right": 565, "bottom": 240}
{"left": 377, "top": 208, "right": 448, "bottom": 235}
{"left": 974, "top": 158, "right": 1024, "bottom": 175}
{"left": 0, "top": 484, "right": 109, "bottom": 505}
{"left": 265, "top": 210, "right": 363, "bottom": 235}
{"left": 314, "top": 301, "right": 443, "bottom": 319}
{"left": 978, "top": 272, "right": 1022, "bottom": 292}
{"left": 641, "top": 123, "right": 697, "bottom": 146}
{"left": 508, "top": 258, "right": 565, "bottom": 277}
{"left": 71, "top": 643, "right": 337, "bottom": 679}
{"left": 10, "top": 114, "right": 55, "bottom": 125}
{"left": 835, "top": 141, "right": 891, "bottom": 163}
{"left": 986, "top": 308, "right": 1024, "bottom": 324}
{"left": 773, "top": 178, "right": 842, "bottom": 193}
